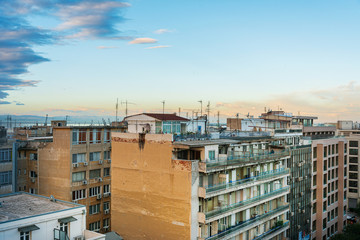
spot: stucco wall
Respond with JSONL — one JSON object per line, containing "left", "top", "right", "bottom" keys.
{"left": 111, "top": 133, "right": 193, "bottom": 239}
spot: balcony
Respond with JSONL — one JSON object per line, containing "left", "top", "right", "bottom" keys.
{"left": 205, "top": 205, "right": 289, "bottom": 240}
{"left": 253, "top": 221, "right": 289, "bottom": 240}
{"left": 205, "top": 149, "right": 290, "bottom": 172}
{"left": 205, "top": 186, "right": 290, "bottom": 220}
{"left": 202, "top": 168, "right": 289, "bottom": 198}
{"left": 54, "top": 229, "right": 70, "bottom": 240}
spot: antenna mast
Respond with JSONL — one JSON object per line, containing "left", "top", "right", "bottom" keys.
{"left": 198, "top": 100, "right": 203, "bottom": 116}
{"left": 161, "top": 100, "right": 165, "bottom": 115}
{"left": 116, "top": 98, "right": 119, "bottom": 123}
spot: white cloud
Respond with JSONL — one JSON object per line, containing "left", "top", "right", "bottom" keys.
{"left": 97, "top": 46, "right": 118, "bottom": 49}
{"left": 145, "top": 45, "right": 171, "bottom": 49}
{"left": 154, "top": 29, "right": 172, "bottom": 34}
{"left": 129, "top": 37, "right": 157, "bottom": 44}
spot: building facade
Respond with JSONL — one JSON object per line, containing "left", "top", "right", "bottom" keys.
{"left": 111, "top": 133, "right": 290, "bottom": 240}
{"left": 310, "top": 138, "right": 347, "bottom": 240}
{"left": 16, "top": 125, "right": 125, "bottom": 234}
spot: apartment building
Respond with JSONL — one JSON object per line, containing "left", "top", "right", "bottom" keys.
{"left": 336, "top": 123, "right": 360, "bottom": 208}
{"left": 310, "top": 138, "right": 347, "bottom": 240}
{"left": 0, "top": 127, "right": 15, "bottom": 195}
{"left": 111, "top": 133, "right": 290, "bottom": 240}
{"left": 0, "top": 192, "right": 105, "bottom": 240}
{"left": 16, "top": 125, "right": 125, "bottom": 234}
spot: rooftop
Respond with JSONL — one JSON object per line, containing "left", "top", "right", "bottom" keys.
{"left": 125, "top": 113, "right": 189, "bottom": 122}
{"left": 0, "top": 193, "right": 82, "bottom": 223}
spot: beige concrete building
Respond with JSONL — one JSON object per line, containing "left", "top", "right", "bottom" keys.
{"left": 111, "top": 133, "right": 290, "bottom": 240}
{"left": 16, "top": 125, "right": 125, "bottom": 234}
{"left": 0, "top": 127, "right": 15, "bottom": 195}
{"left": 310, "top": 138, "right": 347, "bottom": 240}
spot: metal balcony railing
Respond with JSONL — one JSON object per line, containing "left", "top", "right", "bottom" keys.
{"left": 205, "top": 205, "right": 289, "bottom": 240}
{"left": 253, "top": 221, "right": 289, "bottom": 240}
{"left": 205, "top": 168, "right": 289, "bottom": 194}
{"left": 206, "top": 150, "right": 290, "bottom": 169}
{"left": 205, "top": 186, "right": 290, "bottom": 219}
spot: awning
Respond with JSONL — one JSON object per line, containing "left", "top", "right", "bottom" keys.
{"left": 18, "top": 225, "right": 40, "bottom": 232}
{"left": 58, "top": 216, "right": 77, "bottom": 223}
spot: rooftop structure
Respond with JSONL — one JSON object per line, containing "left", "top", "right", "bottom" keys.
{"left": 0, "top": 192, "right": 105, "bottom": 240}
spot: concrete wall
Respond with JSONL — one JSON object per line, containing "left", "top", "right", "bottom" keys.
{"left": 111, "top": 133, "right": 194, "bottom": 239}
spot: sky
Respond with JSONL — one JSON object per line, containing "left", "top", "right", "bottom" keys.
{"left": 1, "top": 0, "right": 360, "bottom": 122}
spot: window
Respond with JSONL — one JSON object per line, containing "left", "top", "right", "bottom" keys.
{"left": 29, "top": 153, "right": 37, "bottom": 160}
{"left": 313, "top": 161, "right": 317, "bottom": 172}
{"left": 89, "top": 204, "right": 100, "bottom": 215}
{"left": 323, "top": 218, "right": 326, "bottom": 229}
{"left": 90, "top": 169, "right": 101, "bottom": 179}
{"left": 324, "top": 147, "right": 327, "bottom": 157}
{"left": 323, "top": 201, "right": 327, "bottom": 212}
{"left": 350, "top": 165, "right": 358, "bottom": 172}
{"left": 350, "top": 157, "right": 358, "bottom": 163}
{"left": 104, "top": 151, "right": 111, "bottom": 160}
{"left": 313, "top": 189, "right": 317, "bottom": 201}
{"left": 72, "top": 153, "right": 86, "bottom": 163}
{"left": 350, "top": 141, "right": 358, "bottom": 147}
{"left": 104, "top": 184, "right": 110, "bottom": 194}
{"left": 72, "top": 171, "right": 85, "bottom": 182}
{"left": 208, "top": 150, "right": 215, "bottom": 161}
{"left": 89, "top": 221, "right": 101, "bottom": 232}
{"left": 72, "top": 189, "right": 86, "bottom": 200}
{"left": 103, "top": 218, "right": 110, "bottom": 228}
{"left": 313, "top": 203, "right": 317, "bottom": 214}
{"left": 313, "top": 147, "right": 317, "bottom": 158}
{"left": 350, "top": 149, "right": 358, "bottom": 156}
{"left": 104, "top": 168, "right": 110, "bottom": 177}
{"left": 349, "top": 181, "right": 358, "bottom": 188}
{"left": 104, "top": 129, "right": 111, "bottom": 143}
{"left": 0, "top": 148, "right": 12, "bottom": 162}
{"left": 90, "top": 152, "right": 101, "bottom": 162}
{"left": 30, "top": 171, "right": 37, "bottom": 178}
{"left": 103, "top": 201, "right": 110, "bottom": 211}
{"left": 350, "top": 172, "right": 358, "bottom": 179}
{"left": 313, "top": 175, "right": 317, "bottom": 186}
{"left": 324, "top": 161, "right": 327, "bottom": 171}
{"left": 90, "top": 129, "right": 101, "bottom": 144}
{"left": 20, "top": 231, "right": 30, "bottom": 240}
{"left": 60, "top": 222, "right": 68, "bottom": 235}
{"left": 72, "top": 129, "right": 87, "bottom": 145}
{"left": 0, "top": 171, "right": 12, "bottom": 185}
{"left": 89, "top": 186, "right": 101, "bottom": 197}
{"left": 312, "top": 220, "right": 316, "bottom": 231}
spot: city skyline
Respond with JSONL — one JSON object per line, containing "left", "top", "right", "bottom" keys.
{"left": 2, "top": 0, "right": 360, "bottom": 122}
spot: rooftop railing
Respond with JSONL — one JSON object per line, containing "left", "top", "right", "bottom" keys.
{"left": 205, "top": 205, "right": 289, "bottom": 240}
{"left": 205, "top": 168, "right": 289, "bottom": 194}
{"left": 206, "top": 149, "right": 290, "bottom": 169}
{"left": 205, "top": 186, "right": 290, "bottom": 219}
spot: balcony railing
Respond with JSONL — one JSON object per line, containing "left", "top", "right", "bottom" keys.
{"left": 205, "top": 168, "right": 289, "bottom": 194}
{"left": 205, "top": 205, "right": 289, "bottom": 240}
{"left": 205, "top": 186, "right": 290, "bottom": 219}
{"left": 253, "top": 221, "right": 289, "bottom": 240}
{"left": 206, "top": 149, "right": 290, "bottom": 169}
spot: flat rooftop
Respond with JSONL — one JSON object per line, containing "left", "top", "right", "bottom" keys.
{"left": 0, "top": 193, "right": 81, "bottom": 223}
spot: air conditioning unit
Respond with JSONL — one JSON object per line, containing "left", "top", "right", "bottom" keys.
{"left": 84, "top": 162, "right": 88, "bottom": 166}
{"left": 302, "top": 209, "right": 305, "bottom": 213}
{"left": 97, "top": 194, "right": 102, "bottom": 200}
{"left": 104, "top": 193, "right": 109, "bottom": 198}
{"left": 306, "top": 219, "right": 310, "bottom": 223}
{"left": 82, "top": 180, "right": 88, "bottom": 185}
{"left": 297, "top": 163, "right": 302, "bottom": 167}
{"left": 31, "top": 178, "right": 35, "bottom": 183}
{"left": 108, "top": 160, "right": 111, "bottom": 163}
{"left": 104, "top": 209, "right": 109, "bottom": 214}
{"left": 72, "top": 200, "right": 78, "bottom": 203}
{"left": 298, "top": 209, "right": 302, "bottom": 213}
{"left": 290, "top": 212, "right": 294, "bottom": 216}
{"left": 98, "top": 177, "right": 103, "bottom": 182}
{"left": 300, "top": 192, "right": 304, "bottom": 196}
{"left": 98, "top": 160, "right": 103, "bottom": 165}
{"left": 103, "top": 226, "right": 109, "bottom": 230}
{"left": 297, "top": 225, "right": 301, "bottom": 229}
{"left": 73, "top": 163, "right": 78, "bottom": 168}
{"left": 74, "top": 236, "right": 85, "bottom": 240}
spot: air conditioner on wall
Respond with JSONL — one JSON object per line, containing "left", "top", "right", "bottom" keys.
{"left": 73, "top": 163, "right": 78, "bottom": 168}
{"left": 82, "top": 180, "right": 88, "bottom": 185}
{"left": 84, "top": 162, "right": 88, "bottom": 166}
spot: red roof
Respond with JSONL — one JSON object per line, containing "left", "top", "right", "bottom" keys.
{"left": 143, "top": 113, "right": 189, "bottom": 121}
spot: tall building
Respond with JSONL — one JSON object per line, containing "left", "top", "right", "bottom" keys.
{"left": 0, "top": 127, "right": 16, "bottom": 195}
{"left": 16, "top": 125, "right": 125, "bottom": 233}
{"left": 0, "top": 192, "right": 105, "bottom": 240}
{"left": 336, "top": 121, "right": 360, "bottom": 208}
{"left": 111, "top": 132, "right": 290, "bottom": 240}
{"left": 310, "top": 138, "right": 347, "bottom": 240}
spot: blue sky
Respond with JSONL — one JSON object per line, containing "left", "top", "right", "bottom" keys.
{"left": 1, "top": 0, "right": 360, "bottom": 122}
